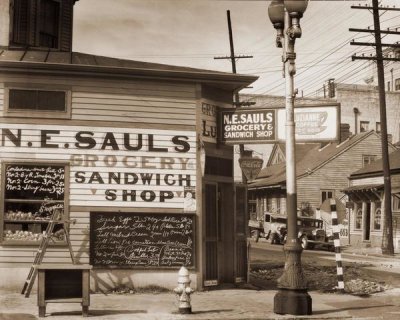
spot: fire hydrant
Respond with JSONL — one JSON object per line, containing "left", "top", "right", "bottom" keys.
{"left": 174, "top": 266, "right": 194, "bottom": 314}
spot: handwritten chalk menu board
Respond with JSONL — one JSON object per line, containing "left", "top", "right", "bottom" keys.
{"left": 5, "top": 164, "right": 65, "bottom": 200}
{"left": 90, "top": 212, "right": 195, "bottom": 268}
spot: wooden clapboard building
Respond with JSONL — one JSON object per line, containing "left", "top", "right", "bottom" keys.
{"left": 248, "top": 130, "right": 397, "bottom": 246}
{"left": 343, "top": 149, "right": 400, "bottom": 253}
{"left": 0, "top": 0, "right": 257, "bottom": 291}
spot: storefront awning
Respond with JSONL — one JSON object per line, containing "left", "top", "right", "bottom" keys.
{"left": 342, "top": 184, "right": 383, "bottom": 202}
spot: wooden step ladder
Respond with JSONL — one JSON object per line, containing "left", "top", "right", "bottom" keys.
{"left": 21, "top": 208, "right": 76, "bottom": 298}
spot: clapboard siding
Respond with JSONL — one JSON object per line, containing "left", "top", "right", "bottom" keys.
{"left": 0, "top": 75, "right": 198, "bottom": 128}
{"left": 0, "top": 73, "right": 199, "bottom": 267}
{"left": 297, "top": 134, "right": 395, "bottom": 210}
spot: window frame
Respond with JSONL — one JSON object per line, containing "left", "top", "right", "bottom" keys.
{"left": 10, "top": 0, "right": 62, "bottom": 50}
{"left": 362, "top": 154, "right": 377, "bottom": 168}
{"left": 373, "top": 205, "right": 382, "bottom": 231}
{"left": 355, "top": 205, "right": 363, "bottom": 230}
{"left": 0, "top": 160, "right": 70, "bottom": 246}
{"left": 4, "top": 83, "right": 72, "bottom": 119}
{"left": 376, "top": 122, "right": 381, "bottom": 134}
{"left": 321, "top": 189, "right": 334, "bottom": 204}
{"left": 360, "top": 121, "right": 370, "bottom": 133}
{"left": 395, "top": 78, "right": 400, "bottom": 91}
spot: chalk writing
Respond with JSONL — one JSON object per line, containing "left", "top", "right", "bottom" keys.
{"left": 90, "top": 212, "right": 194, "bottom": 268}
{"left": 5, "top": 165, "right": 65, "bottom": 200}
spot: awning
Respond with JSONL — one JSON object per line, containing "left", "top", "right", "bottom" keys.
{"left": 342, "top": 184, "right": 383, "bottom": 193}
{"left": 342, "top": 184, "right": 383, "bottom": 202}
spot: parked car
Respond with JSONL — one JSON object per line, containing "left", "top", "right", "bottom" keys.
{"left": 248, "top": 212, "right": 334, "bottom": 250}
{"left": 295, "top": 216, "right": 334, "bottom": 250}
{"left": 248, "top": 212, "right": 287, "bottom": 244}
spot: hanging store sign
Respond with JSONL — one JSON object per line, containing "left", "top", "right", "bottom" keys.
{"left": 219, "top": 104, "right": 339, "bottom": 144}
{"left": 238, "top": 156, "right": 264, "bottom": 181}
{"left": 220, "top": 108, "right": 276, "bottom": 144}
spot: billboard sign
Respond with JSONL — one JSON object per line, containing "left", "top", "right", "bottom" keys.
{"left": 220, "top": 104, "right": 339, "bottom": 144}
{"left": 277, "top": 105, "right": 339, "bottom": 142}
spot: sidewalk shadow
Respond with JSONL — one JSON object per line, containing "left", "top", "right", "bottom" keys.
{"left": 171, "top": 309, "right": 233, "bottom": 315}
{"left": 49, "top": 309, "right": 146, "bottom": 317}
{"left": 0, "top": 314, "right": 37, "bottom": 320}
{"left": 313, "top": 304, "right": 395, "bottom": 315}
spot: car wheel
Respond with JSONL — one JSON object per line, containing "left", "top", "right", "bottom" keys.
{"left": 300, "top": 236, "right": 309, "bottom": 250}
{"left": 251, "top": 230, "right": 260, "bottom": 242}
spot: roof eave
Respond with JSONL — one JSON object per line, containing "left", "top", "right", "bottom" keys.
{"left": 0, "top": 61, "right": 258, "bottom": 91}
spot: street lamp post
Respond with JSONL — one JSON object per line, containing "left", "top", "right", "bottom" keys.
{"left": 268, "top": 0, "right": 312, "bottom": 315}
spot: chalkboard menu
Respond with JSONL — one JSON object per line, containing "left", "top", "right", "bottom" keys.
{"left": 5, "top": 164, "right": 65, "bottom": 200}
{"left": 90, "top": 212, "right": 195, "bottom": 268}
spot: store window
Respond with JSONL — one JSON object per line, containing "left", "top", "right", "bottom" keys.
{"left": 5, "top": 84, "right": 71, "bottom": 119}
{"left": 373, "top": 205, "right": 382, "bottom": 230}
{"left": 360, "top": 121, "right": 369, "bottom": 133}
{"left": 321, "top": 189, "right": 334, "bottom": 204}
{"left": 1, "top": 162, "right": 68, "bottom": 245}
{"left": 355, "top": 206, "right": 363, "bottom": 230}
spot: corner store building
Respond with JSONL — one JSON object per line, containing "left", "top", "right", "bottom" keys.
{"left": 0, "top": 0, "right": 257, "bottom": 291}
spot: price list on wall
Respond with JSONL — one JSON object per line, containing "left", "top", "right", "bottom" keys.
{"left": 90, "top": 212, "right": 195, "bottom": 268}
{"left": 5, "top": 164, "right": 65, "bottom": 200}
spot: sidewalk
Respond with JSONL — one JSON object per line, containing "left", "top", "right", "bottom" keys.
{"left": 1, "top": 287, "right": 400, "bottom": 320}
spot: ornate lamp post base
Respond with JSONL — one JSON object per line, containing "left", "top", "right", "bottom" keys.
{"left": 273, "top": 241, "right": 312, "bottom": 315}
{"left": 274, "top": 288, "right": 312, "bottom": 315}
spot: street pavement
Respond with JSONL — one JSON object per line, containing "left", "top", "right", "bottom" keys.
{"left": 1, "top": 249, "right": 400, "bottom": 320}
{"left": 1, "top": 286, "right": 400, "bottom": 320}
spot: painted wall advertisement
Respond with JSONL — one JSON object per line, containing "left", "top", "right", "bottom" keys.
{"left": 220, "top": 105, "right": 339, "bottom": 144}
{"left": 0, "top": 124, "right": 196, "bottom": 209}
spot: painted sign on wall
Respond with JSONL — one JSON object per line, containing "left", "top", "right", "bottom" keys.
{"left": 0, "top": 124, "right": 196, "bottom": 209}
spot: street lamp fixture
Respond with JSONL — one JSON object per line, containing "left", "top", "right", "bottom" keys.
{"left": 268, "top": 0, "right": 312, "bottom": 315}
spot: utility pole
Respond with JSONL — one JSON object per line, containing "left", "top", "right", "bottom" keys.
{"left": 350, "top": 1, "right": 400, "bottom": 255}
{"left": 214, "top": 10, "right": 255, "bottom": 108}
{"left": 214, "top": 10, "right": 255, "bottom": 181}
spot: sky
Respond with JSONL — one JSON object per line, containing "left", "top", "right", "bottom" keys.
{"left": 72, "top": 0, "right": 400, "bottom": 176}
{"left": 72, "top": 0, "right": 400, "bottom": 99}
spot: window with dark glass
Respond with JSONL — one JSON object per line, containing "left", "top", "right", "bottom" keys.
{"left": 321, "top": 190, "right": 334, "bottom": 204}
{"left": 355, "top": 206, "right": 362, "bottom": 230}
{"left": 11, "top": 0, "right": 61, "bottom": 49}
{"left": 39, "top": 0, "right": 60, "bottom": 48}
{"left": 9, "top": 89, "right": 66, "bottom": 112}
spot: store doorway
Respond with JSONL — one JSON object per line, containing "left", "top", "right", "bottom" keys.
{"left": 364, "top": 202, "right": 371, "bottom": 241}
{"left": 204, "top": 183, "right": 234, "bottom": 287}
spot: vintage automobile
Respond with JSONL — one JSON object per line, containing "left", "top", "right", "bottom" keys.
{"left": 295, "top": 216, "right": 334, "bottom": 250}
{"left": 248, "top": 212, "right": 287, "bottom": 244}
{"left": 248, "top": 212, "right": 334, "bottom": 250}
